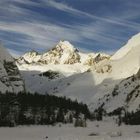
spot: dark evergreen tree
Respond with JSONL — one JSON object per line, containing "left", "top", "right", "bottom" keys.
{"left": 0, "top": 92, "right": 91, "bottom": 126}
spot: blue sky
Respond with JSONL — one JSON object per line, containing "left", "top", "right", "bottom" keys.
{"left": 0, "top": 0, "right": 140, "bottom": 56}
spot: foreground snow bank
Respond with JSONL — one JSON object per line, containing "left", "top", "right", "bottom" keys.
{"left": 0, "top": 121, "right": 140, "bottom": 140}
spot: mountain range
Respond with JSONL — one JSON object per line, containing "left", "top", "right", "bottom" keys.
{"left": 17, "top": 40, "right": 110, "bottom": 66}
{"left": 1, "top": 33, "right": 140, "bottom": 114}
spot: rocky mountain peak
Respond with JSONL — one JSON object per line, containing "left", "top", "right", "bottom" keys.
{"left": 56, "top": 40, "right": 77, "bottom": 52}
{"left": 17, "top": 40, "right": 110, "bottom": 66}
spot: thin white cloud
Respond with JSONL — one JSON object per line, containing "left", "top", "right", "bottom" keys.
{"left": 0, "top": 20, "right": 123, "bottom": 52}
{"left": 0, "top": 21, "right": 81, "bottom": 49}
{"left": 42, "top": 0, "right": 140, "bottom": 30}
{"left": 0, "top": 0, "right": 140, "bottom": 55}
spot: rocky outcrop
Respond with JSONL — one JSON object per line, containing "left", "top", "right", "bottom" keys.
{"left": 0, "top": 43, "right": 25, "bottom": 93}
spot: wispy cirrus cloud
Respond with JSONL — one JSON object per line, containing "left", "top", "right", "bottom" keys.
{"left": 0, "top": 20, "right": 124, "bottom": 53}
{"left": 41, "top": 0, "right": 140, "bottom": 29}
{"left": 0, "top": 0, "right": 140, "bottom": 56}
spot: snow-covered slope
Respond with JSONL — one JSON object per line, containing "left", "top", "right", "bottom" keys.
{"left": 111, "top": 33, "right": 140, "bottom": 60}
{"left": 20, "top": 64, "right": 90, "bottom": 94}
{"left": 0, "top": 43, "right": 24, "bottom": 93}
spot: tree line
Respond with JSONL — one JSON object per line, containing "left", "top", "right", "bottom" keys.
{"left": 0, "top": 92, "right": 91, "bottom": 127}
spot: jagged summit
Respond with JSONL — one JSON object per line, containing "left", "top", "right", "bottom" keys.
{"left": 40, "top": 40, "right": 81, "bottom": 64}
{"left": 19, "top": 50, "right": 41, "bottom": 64}
{"left": 56, "top": 40, "right": 77, "bottom": 52}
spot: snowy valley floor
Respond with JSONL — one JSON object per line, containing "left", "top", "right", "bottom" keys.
{"left": 0, "top": 121, "right": 140, "bottom": 140}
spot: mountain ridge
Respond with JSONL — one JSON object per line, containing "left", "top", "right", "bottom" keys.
{"left": 17, "top": 40, "right": 110, "bottom": 66}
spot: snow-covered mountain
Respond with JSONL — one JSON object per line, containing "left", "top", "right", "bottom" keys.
{"left": 16, "top": 40, "right": 111, "bottom": 98}
{"left": 0, "top": 43, "right": 24, "bottom": 93}
{"left": 89, "top": 33, "right": 140, "bottom": 113}
{"left": 17, "top": 40, "right": 110, "bottom": 66}
{"left": 16, "top": 33, "right": 140, "bottom": 113}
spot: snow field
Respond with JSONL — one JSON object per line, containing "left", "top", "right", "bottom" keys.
{"left": 0, "top": 121, "right": 140, "bottom": 140}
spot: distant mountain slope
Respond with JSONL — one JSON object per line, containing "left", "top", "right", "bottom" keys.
{"left": 0, "top": 43, "right": 24, "bottom": 93}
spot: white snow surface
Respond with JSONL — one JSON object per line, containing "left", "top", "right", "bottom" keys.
{"left": 1, "top": 121, "right": 140, "bottom": 140}
{"left": 111, "top": 33, "right": 140, "bottom": 60}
